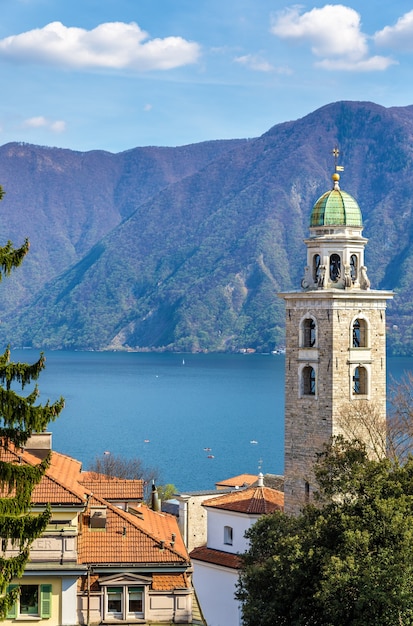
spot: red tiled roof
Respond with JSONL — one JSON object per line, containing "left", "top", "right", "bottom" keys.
{"left": 203, "top": 485, "right": 284, "bottom": 514}
{"left": 78, "top": 494, "right": 190, "bottom": 569}
{"left": 152, "top": 573, "right": 189, "bottom": 590}
{"left": 215, "top": 474, "right": 257, "bottom": 489}
{"left": 0, "top": 442, "right": 190, "bottom": 582}
{"left": 36, "top": 451, "right": 88, "bottom": 503}
{"left": 0, "top": 445, "right": 87, "bottom": 505}
{"left": 190, "top": 546, "right": 241, "bottom": 569}
{"left": 79, "top": 474, "right": 143, "bottom": 500}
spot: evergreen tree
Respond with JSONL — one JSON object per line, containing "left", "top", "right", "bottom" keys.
{"left": 0, "top": 185, "right": 64, "bottom": 618}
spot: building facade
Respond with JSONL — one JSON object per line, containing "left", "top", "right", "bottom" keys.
{"left": 1, "top": 435, "right": 200, "bottom": 626}
{"left": 280, "top": 165, "right": 393, "bottom": 515}
{"left": 190, "top": 475, "right": 283, "bottom": 626}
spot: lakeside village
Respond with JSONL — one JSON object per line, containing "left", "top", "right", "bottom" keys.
{"left": 0, "top": 158, "right": 397, "bottom": 626}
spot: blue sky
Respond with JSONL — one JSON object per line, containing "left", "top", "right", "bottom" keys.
{"left": 0, "top": 0, "right": 412, "bottom": 152}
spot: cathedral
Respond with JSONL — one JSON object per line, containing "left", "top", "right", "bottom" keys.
{"left": 280, "top": 154, "right": 393, "bottom": 515}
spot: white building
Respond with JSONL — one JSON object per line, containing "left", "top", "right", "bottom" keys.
{"left": 190, "top": 475, "right": 283, "bottom": 626}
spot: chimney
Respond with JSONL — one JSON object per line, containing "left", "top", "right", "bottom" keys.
{"left": 151, "top": 481, "right": 161, "bottom": 512}
{"left": 24, "top": 432, "right": 52, "bottom": 459}
{"left": 258, "top": 473, "right": 264, "bottom": 487}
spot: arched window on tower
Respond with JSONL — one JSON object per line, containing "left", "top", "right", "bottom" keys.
{"left": 302, "top": 366, "right": 316, "bottom": 396}
{"left": 305, "top": 481, "right": 310, "bottom": 504}
{"left": 350, "top": 254, "right": 358, "bottom": 283}
{"left": 313, "top": 254, "right": 321, "bottom": 284}
{"left": 302, "top": 317, "right": 316, "bottom": 348}
{"left": 352, "top": 318, "right": 368, "bottom": 348}
{"left": 329, "top": 253, "right": 341, "bottom": 282}
{"left": 353, "top": 366, "right": 367, "bottom": 395}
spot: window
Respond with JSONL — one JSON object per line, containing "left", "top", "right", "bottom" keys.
{"left": 107, "top": 587, "right": 122, "bottom": 615}
{"left": 302, "top": 318, "right": 316, "bottom": 348}
{"left": 20, "top": 586, "right": 39, "bottom": 616}
{"left": 7, "top": 584, "right": 52, "bottom": 619}
{"left": 352, "top": 318, "right": 367, "bottom": 348}
{"left": 350, "top": 254, "right": 358, "bottom": 283}
{"left": 224, "top": 525, "right": 233, "bottom": 545}
{"left": 313, "top": 254, "right": 321, "bottom": 283}
{"left": 105, "top": 585, "right": 144, "bottom": 620}
{"left": 329, "top": 253, "right": 341, "bottom": 282}
{"left": 302, "top": 366, "right": 316, "bottom": 396}
{"left": 305, "top": 481, "right": 310, "bottom": 504}
{"left": 353, "top": 366, "right": 367, "bottom": 395}
{"left": 128, "top": 587, "right": 143, "bottom": 614}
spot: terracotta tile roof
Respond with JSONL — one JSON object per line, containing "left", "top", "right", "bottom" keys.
{"left": 0, "top": 445, "right": 87, "bottom": 506}
{"left": 190, "top": 546, "right": 241, "bottom": 570}
{"left": 215, "top": 474, "right": 257, "bottom": 489}
{"left": 0, "top": 444, "right": 41, "bottom": 466}
{"left": 152, "top": 573, "right": 189, "bottom": 590}
{"left": 79, "top": 474, "right": 143, "bottom": 501}
{"left": 0, "top": 441, "right": 190, "bottom": 586}
{"left": 37, "top": 451, "right": 88, "bottom": 503}
{"left": 78, "top": 494, "right": 190, "bottom": 569}
{"left": 31, "top": 474, "right": 86, "bottom": 505}
{"left": 203, "top": 485, "right": 284, "bottom": 514}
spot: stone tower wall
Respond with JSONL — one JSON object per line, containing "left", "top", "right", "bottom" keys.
{"left": 282, "top": 291, "right": 390, "bottom": 515}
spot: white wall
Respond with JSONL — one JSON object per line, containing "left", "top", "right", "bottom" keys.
{"left": 61, "top": 577, "right": 78, "bottom": 625}
{"left": 192, "top": 560, "right": 241, "bottom": 626}
{"left": 206, "top": 508, "right": 258, "bottom": 554}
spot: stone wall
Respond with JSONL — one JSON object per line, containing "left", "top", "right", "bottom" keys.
{"left": 282, "top": 290, "right": 391, "bottom": 515}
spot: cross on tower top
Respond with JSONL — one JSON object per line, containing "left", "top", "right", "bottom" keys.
{"left": 332, "top": 145, "right": 344, "bottom": 172}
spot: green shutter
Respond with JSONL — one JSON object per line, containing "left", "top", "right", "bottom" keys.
{"left": 6, "top": 585, "right": 18, "bottom": 619}
{"left": 40, "top": 585, "right": 52, "bottom": 619}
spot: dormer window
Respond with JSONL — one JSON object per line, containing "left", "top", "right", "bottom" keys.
{"left": 329, "top": 254, "right": 341, "bottom": 282}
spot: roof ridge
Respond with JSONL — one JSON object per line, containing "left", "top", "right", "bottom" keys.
{"left": 1, "top": 445, "right": 87, "bottom": 505}
{"left": 89, "top": 493, "right": 189, "bottom": 561}
{"left": 43, "top": 467, "right": 88, "bottom": 503}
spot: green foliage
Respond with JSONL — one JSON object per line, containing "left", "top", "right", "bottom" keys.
{"left": 0, "top": 224, "right": 64, "bottom": 617}
{"left": 237, "top": 438, "right": 413, "bottom": 626}
{"left": 0, "top": 238, "right": 29, "bottom": 283}
{"left": 0, "top": 584, "right": 20, "bottom": 621}
{"left": 156, "top": 483, "right": 177, "bottom": 502}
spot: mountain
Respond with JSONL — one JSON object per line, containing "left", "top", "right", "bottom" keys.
{"left": 0, "top": 101, "right": 413, "bottom": 354}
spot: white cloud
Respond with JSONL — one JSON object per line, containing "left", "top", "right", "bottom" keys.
{"left": 23, "top": 116, "right": 66, "bottom": 133}
{"left": 234, "top": 54, "right": 275, "bottom": 72}
{"left": 270, "top": 4, "right": 394, "bottom": 71}
{"left": 374, "top": 10, "right": 413, "bottom": 51}
{"left": 0, "top": 21, "right": 200, "bottom": 71}
{"left": 23, "top": 116, "right": 47, "bottom": 128}
{"left": 317, "top": 56, "right": 396, "bottom": 71}
{"left": 50, "top": 120, "right": 66, "bottom": 133}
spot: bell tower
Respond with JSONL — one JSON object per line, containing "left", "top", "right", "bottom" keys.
{"left": 280, "top": 151, "right": 393, "bottom": 515}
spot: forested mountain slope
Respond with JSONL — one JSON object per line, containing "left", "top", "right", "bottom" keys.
{"left": 1, "top": 101, "right": 413, "bottom": 354}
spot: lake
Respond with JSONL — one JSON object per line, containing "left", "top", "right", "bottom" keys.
{"left": 10, "top": 350, "right": 413, "bottom": 493}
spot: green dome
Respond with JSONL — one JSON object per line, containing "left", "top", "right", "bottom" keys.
{"left": 310, "top": 186, "right": 363, "bottom": 228}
